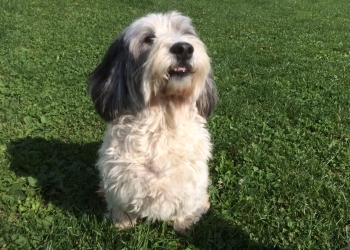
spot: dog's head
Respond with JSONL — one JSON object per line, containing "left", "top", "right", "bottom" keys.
{"left": 89, "top": 12, "right": 217, "bottom": 122}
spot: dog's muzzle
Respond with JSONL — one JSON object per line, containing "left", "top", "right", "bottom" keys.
{"left": 169, "top": 42, "right": 194, "bottom": 77}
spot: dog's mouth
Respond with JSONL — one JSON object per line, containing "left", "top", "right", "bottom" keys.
{"left": 168, "top": 65, "right": 192, "bottom": 77}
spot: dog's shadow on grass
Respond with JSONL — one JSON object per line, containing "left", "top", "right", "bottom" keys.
{"left": 183, "top": 211, "right": 278, "bottom": 250}
{"left": 7, "top": 137, "right": 275, "bottom": 249}
{"left": 7, "top": 137, "right": 103, "bottom": 215}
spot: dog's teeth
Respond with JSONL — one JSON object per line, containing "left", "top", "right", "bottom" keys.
{"left": 175, "top": 67, "right": 186, "bottom": 72}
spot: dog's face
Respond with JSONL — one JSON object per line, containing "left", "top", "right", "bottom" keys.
{"left": 89, "top": 12, "right": 217, "bottom": 122}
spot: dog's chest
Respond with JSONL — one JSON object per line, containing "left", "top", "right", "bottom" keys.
{"left": 100, "top": 110, "right": 211, "bottom": 204}
{"left": 108, "top": 110, "right": 211, "bottom": 174}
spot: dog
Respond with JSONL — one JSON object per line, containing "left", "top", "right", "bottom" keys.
{"left": 88, "top": 11, "right": 217, "bottom": 232}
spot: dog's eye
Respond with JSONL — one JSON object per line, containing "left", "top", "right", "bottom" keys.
{"left": 183, "top": 31, "right": 197, "bottom": 37}
{"left": 144, "top": 35, "right": 155, "bottom": 44}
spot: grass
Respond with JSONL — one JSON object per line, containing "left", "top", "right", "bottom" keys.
{"left": 1, "top": 0, "right": 350, "bottom": 249}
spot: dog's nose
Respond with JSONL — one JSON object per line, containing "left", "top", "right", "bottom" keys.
{"left": 170, "top": 42, "right": 194, "bottom": 60}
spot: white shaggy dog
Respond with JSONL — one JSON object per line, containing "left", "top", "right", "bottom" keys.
{"left": 89, "top": 11, "right": 217, "bottom": 232}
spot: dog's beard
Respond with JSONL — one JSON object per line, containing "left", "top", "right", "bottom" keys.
{"left": 163, "top": 72, "right": 193, "bottom": 97}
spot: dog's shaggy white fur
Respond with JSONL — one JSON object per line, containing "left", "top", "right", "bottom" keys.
{"left": 89, "top": 12, "right": 217, "bottom": 232}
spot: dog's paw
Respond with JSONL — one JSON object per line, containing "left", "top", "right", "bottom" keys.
{"left": 115, "top": 213, "right": 138, "bottom": 230}
{"left": 115, "top": 220, "right": 136, "bottom": 231}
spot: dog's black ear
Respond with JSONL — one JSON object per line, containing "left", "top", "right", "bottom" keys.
{"left": 196, "top": 74, "right": 218, "bottom": 118}
{"left": 88, "top": 34, "right": 144, "bottom": 122}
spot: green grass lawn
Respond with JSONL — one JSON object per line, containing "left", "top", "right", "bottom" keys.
{"left": 1, "top": 0, "right": 350, "bottom": 249}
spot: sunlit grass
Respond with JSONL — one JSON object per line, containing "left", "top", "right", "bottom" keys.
{"left": 1, "top": 0, "right": 350, "bottom": 249}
